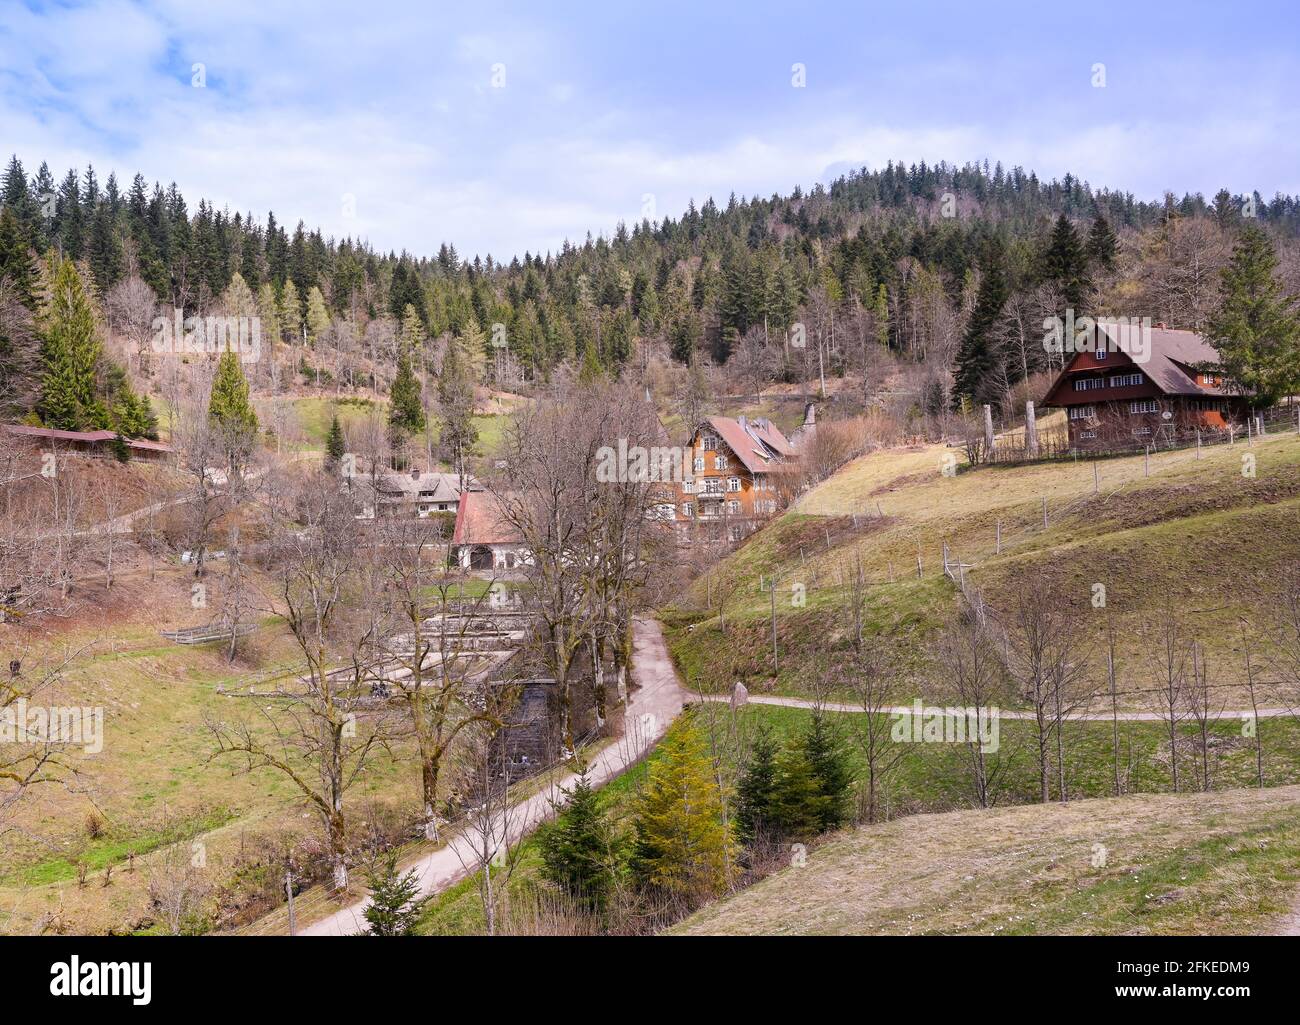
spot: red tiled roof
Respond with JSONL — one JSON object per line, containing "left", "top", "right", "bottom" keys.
{"left": 451, "top": 490, "right": 522, "bottom": 546}
{"left": 703, "top": 416, "right": 795, "bottom": 474}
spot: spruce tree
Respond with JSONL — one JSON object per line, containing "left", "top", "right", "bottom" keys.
{"left": 734, "top": 727, "right": 780, "bottom": 847}
{"left": 771, "top": 745, "right": 825, "bottom": 839}
{"left": 873, "top": 284, "right": 890, "bottom": 349}
{"left": 389, "top": 339, "right": 426, "bottom": 439}
{"left": 325, "top": 412, "right": 346, "bottom": 470}
{"left": 305, "top": 285, "right": 330, "bottom": 345}
{"left": 800, "top": 712, "right": 852, "bottom": 832}
{"left": 1207, "top": 224, "right": 1300, "bottom": 407}
{"left": 208, "top": 347, "right": 259, "bottom": 439}
{"left": 0, "top": 207, "right": 37, "bottom": 310}
{"left": 1042, "top": 214, "right": 1091, "bottom": 314}
{"left": 37, "top": 256, "right": 109, "bottom": 431}
{"left": 362, "top": 853, "right": 431, "bottom": 936}
{"left": 952, "top": 251, "right": 1008, "bottom": 409}
{"left": 1085, "top": 216, "right": 1118, "bottom": 271}
{"left": 631, "top": 721, "right": 734, "bottom": 904}
{"left": 538, "top": 766, "right": 620, "bottom": 911}
{"left": 437, "top": 338, "right": 477, "bottom": 483}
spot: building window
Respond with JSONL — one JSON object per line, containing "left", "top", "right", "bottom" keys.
{"left": 728, "top": 476, "right": 741, "bottom": 492}
{"left": 681, "top": 479, "right": 693, "bottom": 494}
{"left": 700, "top": 433, "right": 717, "bottom": 451}
{"left": 1129, "top": 399, "right": 1158, "bottom": 415}
{"left": 693, "top": 457, "right": 704, "bottom": 473}
{"left": 682, "top": 503, "right": 693, "bottom": 518}
{"left": 1095, "top": 343, "right": 1108, "bottom": 360}
{"left": 1080, "top": 431, "right": 1097, "bottom": 439}
{"left": 1069, "top": 406, "right": 1095, "bottom": 420}
{"left": 728, "top": 500, "right": 740, "bottom": 515}
{"left": 729, "top": 526, "right": 744, "bottom": 542}
{"left": 703, "top": 478, "right": 723, "bottom": 494}
{"left": 714, "top": 454, "right": 728, "bottom": 471}
{"left": 1111, "top": 373, "right": 1143, "bottom": 387}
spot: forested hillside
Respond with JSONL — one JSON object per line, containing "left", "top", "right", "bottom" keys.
{"left": 3, "top": 153, "right": 1299, "bottom": 442}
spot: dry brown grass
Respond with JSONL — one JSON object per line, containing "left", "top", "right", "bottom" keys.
{"left": 677, "top": 785, "right": 1300, "bottom": 936}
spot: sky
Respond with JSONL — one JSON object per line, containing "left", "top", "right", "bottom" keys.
{"left": 1, "top": 0, "right": 1297, "bottom": 261}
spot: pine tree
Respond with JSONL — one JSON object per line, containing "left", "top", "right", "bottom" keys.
{"left": 538, "top": 766, "right": 621, "bottom": 911}
{"left": 1207, "top": 224, "right": 1300, "bottom": 407}
{"left": 362, "top": 852, "right": 431, "bottom": 936}
{"left": 952, "top": 251, "right": 1009, "bottom": 409}
{"left": 800, "top": 712, "right": 852, "bottom": 831}
{"left": 37, "top": 256, "right": 109, "bottom": 431}
{"left": 734, "top": 727, "right": 780, "bottom": 846}
{"left": 631, "top": 721, "right": 734, "bottom": 904}
{"left": 325, "top": 412, "right": 345, "bottom": 470}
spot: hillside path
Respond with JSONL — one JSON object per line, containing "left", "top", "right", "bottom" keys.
{"left": 696, "top": 692, "right": 1291, "bottom": 722}
{"left": 299, "top": 615, "right": 685, "bottom": 936}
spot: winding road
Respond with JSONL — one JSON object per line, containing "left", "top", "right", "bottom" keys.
{"left": 298, "top": 615, "right": 685, "bottom": 936}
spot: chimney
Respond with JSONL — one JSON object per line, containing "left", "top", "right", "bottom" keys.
{"left": 410, "top": 467, "right": 420, "bottom": 480}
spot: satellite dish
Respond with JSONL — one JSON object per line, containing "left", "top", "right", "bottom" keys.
{"left": 1161, "top": 411, "right": 1172, "bottom": 420}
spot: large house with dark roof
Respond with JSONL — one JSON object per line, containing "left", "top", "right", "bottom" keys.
{"left": 1041, "top": 325, "right": 1251, "bottom": 449}
{"left": 672, "top": 415, "right": 798, "bottom": 543}
{"left": 369, "top": 469, "right": 480, "bottom": 518}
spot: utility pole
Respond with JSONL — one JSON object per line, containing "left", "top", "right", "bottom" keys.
{"left": 762, "top": 574, "right": 779, "bottom": 674}
{"left": 286, "top": 863, "right": 297, "bottom": 936}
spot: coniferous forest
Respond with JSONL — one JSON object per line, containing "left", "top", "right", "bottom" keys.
{"left": 3, "top": 152, "right": 1300, "bottom": 443}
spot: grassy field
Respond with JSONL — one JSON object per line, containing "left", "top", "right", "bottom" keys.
{"left": 415, "top": 695, "right": 1300, "bottom": 936}
{"left": 677, "top": 784, "right": 1300, "bottom": 936}
{"left": 666, "top": 428, "right": 1300, "bottom": 708}
{"left": 289, "top": 395, "right": 507, "bottom": 458}
{"left": 0, "top": 561, "right": 431, "bottom": 935}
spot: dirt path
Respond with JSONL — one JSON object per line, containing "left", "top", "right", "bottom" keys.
{"left": 298, "top": 615, "right": 685, "bottom": 936}
{"left": 696, "top": 692, "right": 1290, "bottom": 722}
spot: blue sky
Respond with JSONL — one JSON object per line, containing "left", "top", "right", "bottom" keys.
{"left": 1, "top": 0, "right": 1297, "bottom": 260}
